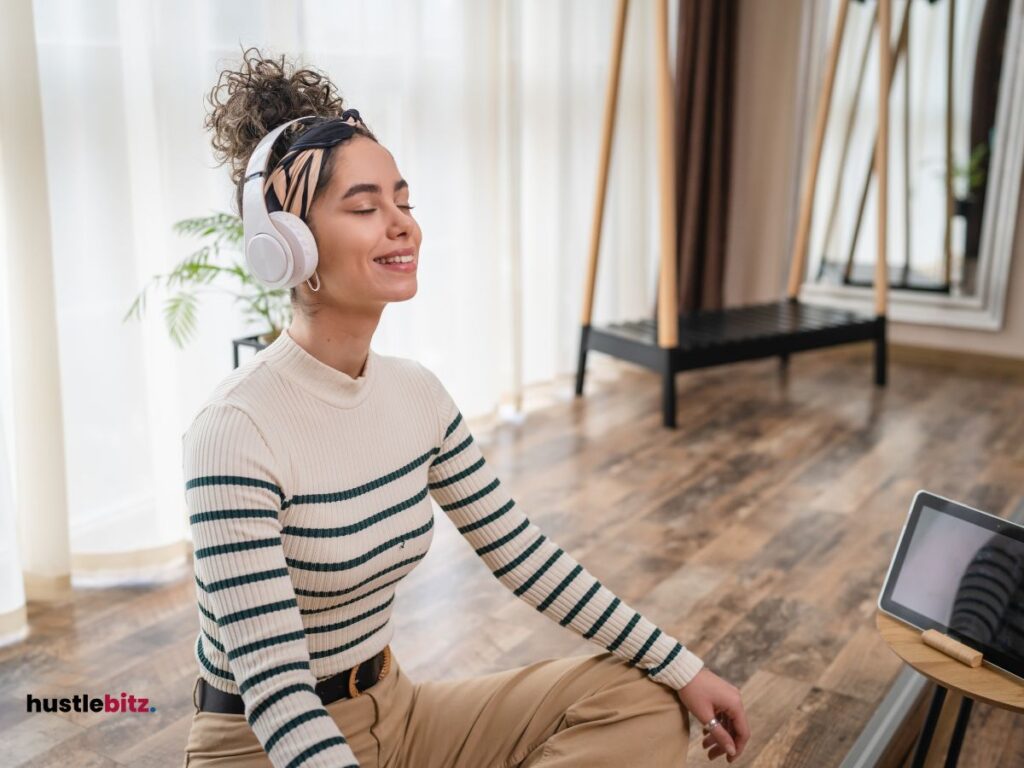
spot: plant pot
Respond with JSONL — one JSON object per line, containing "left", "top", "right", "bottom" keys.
{"left": 954, "top": 196, "right": 975, "bottom": 219}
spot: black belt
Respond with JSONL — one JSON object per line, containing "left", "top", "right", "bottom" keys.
{"left": 196, "top": 646, "right": 391, "bottom": 714}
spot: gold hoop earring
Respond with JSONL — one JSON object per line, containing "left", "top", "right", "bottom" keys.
{"left": 306, "top": 270, "right": 321, "bottom": 292}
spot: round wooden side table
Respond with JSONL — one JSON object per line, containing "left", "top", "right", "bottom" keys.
{"left": 876, "top": 611, "right": 1024, "bottom": 767}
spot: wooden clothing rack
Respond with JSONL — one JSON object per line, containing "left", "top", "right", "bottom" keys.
{"left": 574, "top": 0, "right": 889, "bottom": 428}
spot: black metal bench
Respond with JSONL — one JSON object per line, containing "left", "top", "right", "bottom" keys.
{"left": 575, "top": 299, "right": 886, "bottom": 428}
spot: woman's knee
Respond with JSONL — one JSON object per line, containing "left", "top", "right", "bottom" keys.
{"left": 580, "top": 655, "right": 690, "bottom": 738}
{"left": 620, "top": 660, "right": 689, "bottom": 743}
{"left": 524, "top": 655, "right": 689, "bottom": 766}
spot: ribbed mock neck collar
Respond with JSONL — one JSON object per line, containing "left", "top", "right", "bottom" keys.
{"left": 259, "top": 328, "right": 376, "bottom": 409}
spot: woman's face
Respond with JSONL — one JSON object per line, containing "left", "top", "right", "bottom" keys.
{"left": 306, "top": 136, "right": 422, "bottom": 310}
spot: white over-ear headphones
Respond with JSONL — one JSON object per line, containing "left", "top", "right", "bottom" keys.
{"left": 242, "top": 117, "right": 320, "bottom": 290}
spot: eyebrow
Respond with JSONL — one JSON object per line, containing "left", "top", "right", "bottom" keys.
{"left": 341, "top": 179, "right": 409, "bottom": 199}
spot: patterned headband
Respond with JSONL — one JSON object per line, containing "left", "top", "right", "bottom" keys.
{"left": 264, "top": 108, "right": 366, "bottom": 220}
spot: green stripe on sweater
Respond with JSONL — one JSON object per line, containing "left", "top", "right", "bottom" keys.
{"left": 185, "top": 474, "right": 284, "bottom": 504}
{"left": 202, "top": 628, "right": 225, "bottom": 654}
{"left": 283, "top": 487, "right": 428, "bottom": 537}
{"left": 189, "top": 508, "right": 278, "bottom": 525}
{"left": 630, "top": 627, "right": 662, "bottom": 665}
{"left": 295, "top": 553, "right": 426, "bottom": 602}
{"left": 248, "top": 682, "right": 315, "bottom": 727}
{"left": 285, "top": 737, "right": 352, "bottom": 768}
{"left": 493, "top": 533, "right": 546, "bottom": 577}
{"left": 606, "top": 611, "right": 640, "bottom": 652}
{"left": 476, "top": 518, "right": 530, "bottom": 556}
{"left": 265, "top": 709, "right": 333, "bottom": 754}
{"left": 196, "top": 600, "right": 216, "bottom": 623}
{"left": 288, "top": 448, "right": 435, "bottom": 507}
{"left": 308, "top": 619, "right": 390, "bottom": 660}
{"left": 513, "top": 549, "right": 563, "bottom": 597}
{"left": 286, "top": 519, "right": 434, "bottom": 572}
{"left": 583, "top": 596, "right": 620, "bottom": 639}
{"left": 196, "top": 634, "right": 233, "bottom": 681}
{"left": 442, "top": 477, "right": 499, "bottom": 511}
{"left": 228, "top": 630, "right": 307, "bottom": 661}
{"left": 456, "top": 499, "right": 514, "bottom": 534}
{"left": 443, "top": 412, "right": 462, "bottom": 438}
{"left": 304, "top": 594, "right": 395, "bottom": 635}
{"left": 193, "top": 537, "right": 279, "bottom": 560}
{"left": 560, "top": 581, "right": 601, "bottom": 626}
{"left": 239, "top": 660, "right": 311, "bottom": 695}
{"left": 427, "top": 456, "right": 484, "bottom": 490}
{"left": 218, "top": 598, "right": 299, "bottom": 627}
{"left": 646, "top": 641, "right": 683, "bottom": 678}
{"left": 195, "top": 567, "right": 290, "bottom": 594}
{"left": 537, "top": 564, "right": 582, "bottom": 612}
{"left": 433, "top": 434, "right": 473, "bottom": 465}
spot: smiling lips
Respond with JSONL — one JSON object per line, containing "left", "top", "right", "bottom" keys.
{"left": 373, "top": 247, "right": 414, "bottom": 261}
{"left": 373, "top": 248, "right": 416, "bottom": 270}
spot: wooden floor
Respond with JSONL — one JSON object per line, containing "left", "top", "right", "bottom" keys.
{"left": 2, "top": 344, "right": 1023, "bottom": 767}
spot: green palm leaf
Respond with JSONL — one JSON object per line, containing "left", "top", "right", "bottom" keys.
{"left": 125, "top": 210, "right": 291, "bottom": 347}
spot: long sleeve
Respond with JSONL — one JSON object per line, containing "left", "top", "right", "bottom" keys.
{"left": 419, "top": 366, "right": 705, "bottom": 690}
{"left": 183, "top": 402, "right": 360, "bottom": 768}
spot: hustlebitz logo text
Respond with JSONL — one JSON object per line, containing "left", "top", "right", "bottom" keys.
{"left": 26, "top": 692, "right": 156, "bottom": 713}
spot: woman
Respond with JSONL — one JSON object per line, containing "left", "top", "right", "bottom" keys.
{"left": 182, "top": 48, "right": 749, "bottom": 768}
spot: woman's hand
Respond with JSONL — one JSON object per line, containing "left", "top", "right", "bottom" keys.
{"left": 676, "top": 668, "right": 750, "bottom": 762}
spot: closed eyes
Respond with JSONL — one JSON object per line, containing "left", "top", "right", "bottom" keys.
{"left": 353, "top": 205, "right": 415, "bottom": 215}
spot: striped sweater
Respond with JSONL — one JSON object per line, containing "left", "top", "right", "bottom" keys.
{"left": 182, "top": 328, "right": 704, "bottom": 768}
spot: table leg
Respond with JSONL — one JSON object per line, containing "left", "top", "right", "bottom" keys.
{"left": 943, "top": 697, "right": 974, "bottom": 768}
{"left": 910, "top": 685, "right": 947, "bottom": 768}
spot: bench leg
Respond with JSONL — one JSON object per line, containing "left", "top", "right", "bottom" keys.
{"left": 662, "top": 357, "right": 676, "bottom": 429}
{"left": 575, "top": 325, "right": 590, "bottom": 396}
{"left": 874, "top": 318, "right": 888, "bottom": 387}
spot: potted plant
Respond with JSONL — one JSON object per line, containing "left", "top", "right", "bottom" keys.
{"left": 123, "top": 212, "right": 289, "bottom": 355}
{"left": 952, "top": 141, "right": 988, "bottom": 219}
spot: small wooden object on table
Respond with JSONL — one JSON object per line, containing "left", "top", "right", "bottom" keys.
{"left": 876, "top": 610, "right": 1024, "bottom": 767}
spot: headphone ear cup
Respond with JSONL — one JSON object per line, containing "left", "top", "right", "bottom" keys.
{"left": 269, "top": 211, "right": 319, "bottom": 288}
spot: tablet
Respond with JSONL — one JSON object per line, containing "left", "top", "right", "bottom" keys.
{"left": 878, "top": 490, "right": 1024, "bottom": 682}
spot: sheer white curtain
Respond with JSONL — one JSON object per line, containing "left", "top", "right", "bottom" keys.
{"left": 0, "top": 0, "right": 666, "bottom": 611}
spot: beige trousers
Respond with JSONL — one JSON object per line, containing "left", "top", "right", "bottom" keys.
{"left": 182, "top": 649, "right": 690, "bottom": 768}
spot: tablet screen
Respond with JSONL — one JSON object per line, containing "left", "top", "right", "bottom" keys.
{"left": 881, "top": 493, "right": 1024, "bottom": 678}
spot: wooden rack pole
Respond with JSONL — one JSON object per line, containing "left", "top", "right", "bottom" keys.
{"left": 902, "top": 0, "right": 912, "bottom": 285}
{"left": 875, "top": 0, "right": 891, "bottom": 316}
{"left": 843, "top": 0, "right": 911, "bottom": 284}
{"left": 944, "top": 0, "right": 955, "bottom": 288}
{"left": 787, "top": 0, "right": 852, "bottom": 299}
{"left": 654, "top": 0, "right": 678, "bottom": 347}
{"left": 820, "top": 1, "right": 877, "bottom": 279}
{"left": 579, "top": 0, "right": 629, "bottom": 327}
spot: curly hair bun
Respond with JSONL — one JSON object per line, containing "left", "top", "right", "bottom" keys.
{"left": 204, "top": 46, "right": 347, "bottom": 211}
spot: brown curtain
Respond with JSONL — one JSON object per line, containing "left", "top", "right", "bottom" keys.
{"left": 964, "top": 0, "right": 1010, "bottom": 267}
{"left": 674, "top": 0, "right": 738, "bottom": 313}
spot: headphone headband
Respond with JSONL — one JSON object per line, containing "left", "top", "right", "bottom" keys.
{"left": 241, "top": 111, "right": 366, "bottom": 290}
{"left": 241, "top": 117, "right": 320, "bottom": 290}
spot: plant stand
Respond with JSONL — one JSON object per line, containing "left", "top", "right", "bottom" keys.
{"left": 232, "top": 334, "right": 268, "bottom": 369}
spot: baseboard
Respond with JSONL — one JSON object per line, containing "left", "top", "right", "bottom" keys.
{"left": 890, "top": 343, "right": 1024, "bottom": 379}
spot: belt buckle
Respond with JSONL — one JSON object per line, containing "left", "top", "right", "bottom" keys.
{"left": 347, "top": 660, "right": 364, "bottom": 699}
{"left": 346, "top": 646, "right": 392, "bottom": 699}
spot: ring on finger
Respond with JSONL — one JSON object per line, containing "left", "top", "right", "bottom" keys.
{"left": 703, "top": 716, "right": 721, "bottom": 734}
